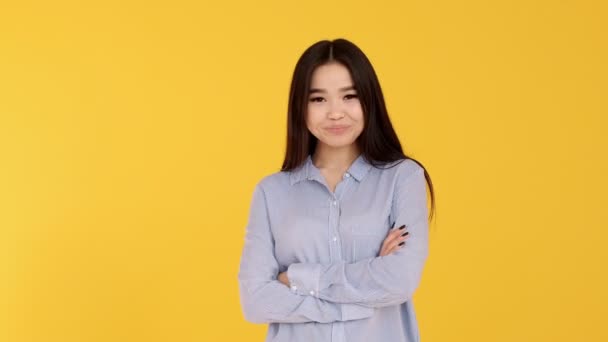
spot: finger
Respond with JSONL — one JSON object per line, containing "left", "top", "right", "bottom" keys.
{"left": 382, "top": 224, "right": 399, "bottom": 246}
{"left": 381, "top": 224, "right": 407, "bottom": 255}
{"left": 386, "top": 224, "right": 407, "bottom": 244}
{"left": 386, "top": 245, "right": 399, "bottom": 255}
{"left": 391, "top": 224, "right": 407, "bottom": 237}
{"left": 386, "top": 241, "right": 403, "bottom": 255}
{"left": 386, "top": 231, "right": 410, "bottom": 252}
{"left": 380, "top": 235, "right": 403, "bottom": 256}
{"left": 386, "top": 241, "right": 406, "bottom": 255}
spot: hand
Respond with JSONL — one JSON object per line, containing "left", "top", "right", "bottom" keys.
{"left": 379, "top": 222, "right": 409, "bottom": 256}
{"left": 278, "top": 271, "right": 290, "bottom": 286}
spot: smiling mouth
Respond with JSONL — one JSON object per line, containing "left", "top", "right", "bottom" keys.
{"left": 325, "top": 126, "right": 350, "bottom": 134}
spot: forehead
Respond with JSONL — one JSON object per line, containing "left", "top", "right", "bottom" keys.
{"left": 309, "top": 62, "right": 354, "bottom": 88}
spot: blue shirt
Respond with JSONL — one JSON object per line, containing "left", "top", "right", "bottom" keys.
{"left": 238, "top": 153, "right": 429, "bottom": 342}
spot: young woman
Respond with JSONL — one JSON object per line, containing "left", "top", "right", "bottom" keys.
{"left": 238, "top": 38, "right": 436, "bottom": 342}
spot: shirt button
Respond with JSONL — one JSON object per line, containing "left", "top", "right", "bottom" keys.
{"left": 332, "top": 236, "right": 337, "bottom": 242}
{"left": 291, "top": 284, "right": 297, "bottom": 291}
{"left": 345, "top": 173, "right": 351, "bottom": 178}
{"left": 332, "top": 200, "right": 337, "bottom": 206}
{"left": 309, "top": 290, "right": 315, "bottom": 295}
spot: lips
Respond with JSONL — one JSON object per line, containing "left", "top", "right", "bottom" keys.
{"left": 325, "top": 126, "right": 350, "bottom": 134}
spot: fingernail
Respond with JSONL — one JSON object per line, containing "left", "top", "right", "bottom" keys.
{"left": 401, "top": 231, "right": 409, "bottom": 237}
{"left": 398, "top": 241, "right": 405, "bottom": 246}
{"left": 398, "top": 225, "right": 406, "bottom": 230}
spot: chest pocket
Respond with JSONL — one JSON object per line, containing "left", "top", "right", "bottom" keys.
{"left": 348, "top": 213, "right": 392, "bottom": 261}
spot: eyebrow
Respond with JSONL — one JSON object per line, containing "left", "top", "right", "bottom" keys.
{"left": 308, "top": 85, "right": 356, "bottom": 94}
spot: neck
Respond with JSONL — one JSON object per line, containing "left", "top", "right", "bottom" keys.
{"left": 311, "top": 143, "right": 361, "bottom": 171}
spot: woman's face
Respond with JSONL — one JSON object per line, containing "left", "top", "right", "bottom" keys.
{"left": 305, "top": 62, "right": 365, "bottom": 150}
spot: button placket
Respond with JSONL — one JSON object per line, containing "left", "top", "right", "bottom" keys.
{"left": 329, "top": 177, "right": 353, "bottom": 263}
{"left": 328, "top": 195, "right": 341, "bottom": 262}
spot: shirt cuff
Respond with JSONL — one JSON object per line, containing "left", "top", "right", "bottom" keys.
{"left": 286, "top": 263, "right": 321, "bottom": 297}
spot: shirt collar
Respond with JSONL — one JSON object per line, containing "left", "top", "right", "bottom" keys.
{"left": 289, "top": 153, "right": 373, "bottom": 185}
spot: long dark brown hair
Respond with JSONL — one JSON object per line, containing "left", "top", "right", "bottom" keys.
{"left": 280, "top": 38, "right": 436, "bottom": 221}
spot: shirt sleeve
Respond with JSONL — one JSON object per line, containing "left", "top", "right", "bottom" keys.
{"left": 237, "top": 181, "right": 375, "bottom": 324}
{"left": 286, "top": 165, "right": 429, "bottom": 308}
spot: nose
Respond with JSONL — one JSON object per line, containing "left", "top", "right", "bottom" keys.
{"left": 327, "top": 100, "right": 345, "bottom": 119}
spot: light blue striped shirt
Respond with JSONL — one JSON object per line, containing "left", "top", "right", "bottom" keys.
{"left": 238, "top": 153, "right": 429, "bottom": 342}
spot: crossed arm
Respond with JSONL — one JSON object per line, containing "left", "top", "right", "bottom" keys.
{"left": 237, "top": 166, "right": 429, "bottom": 324}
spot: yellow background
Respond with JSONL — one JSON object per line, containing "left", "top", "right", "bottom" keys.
{"left": 1, "top": 1, "right": 606, "bottom": 341}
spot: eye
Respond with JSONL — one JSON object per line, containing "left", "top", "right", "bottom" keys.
{"left": 309, "top": 97, "right": 325, "bottom": 103}
{"left": 344, "top": 94, "right": 358, "bottom": 100}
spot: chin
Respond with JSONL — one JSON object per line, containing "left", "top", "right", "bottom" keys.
{"left": 320, "top": 139, "right": 357, "bottom": 149}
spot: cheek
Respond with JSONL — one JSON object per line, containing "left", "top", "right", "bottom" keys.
{"left": 306, "top": 109, "right": 324, "bottom": 128}
{"left": 353, "top": 112, "right": 365, "bottom": 135}
{"left": 353, "top": 123, "right": 365, "bottom": 138}
{"left": 351, "top": 106, "right": 365, "bottom": 125}
{"left": 346, "top": 102, "right": 364, "bottom": 117}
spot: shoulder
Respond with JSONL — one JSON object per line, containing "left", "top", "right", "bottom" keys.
{"left": 396, "top": 158, "right": 425, "bottom": 177}
{"left": 375, "top": 158, "right": 426, "bottom": 193}
{"left": 377, "top": 158, "right": 425, "bottom": 179}
{"left": 391, "top": 159, "right": 427, "bottom": 198}
{"left": 253, "top": 169, "right": 292, "bottom": 194}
